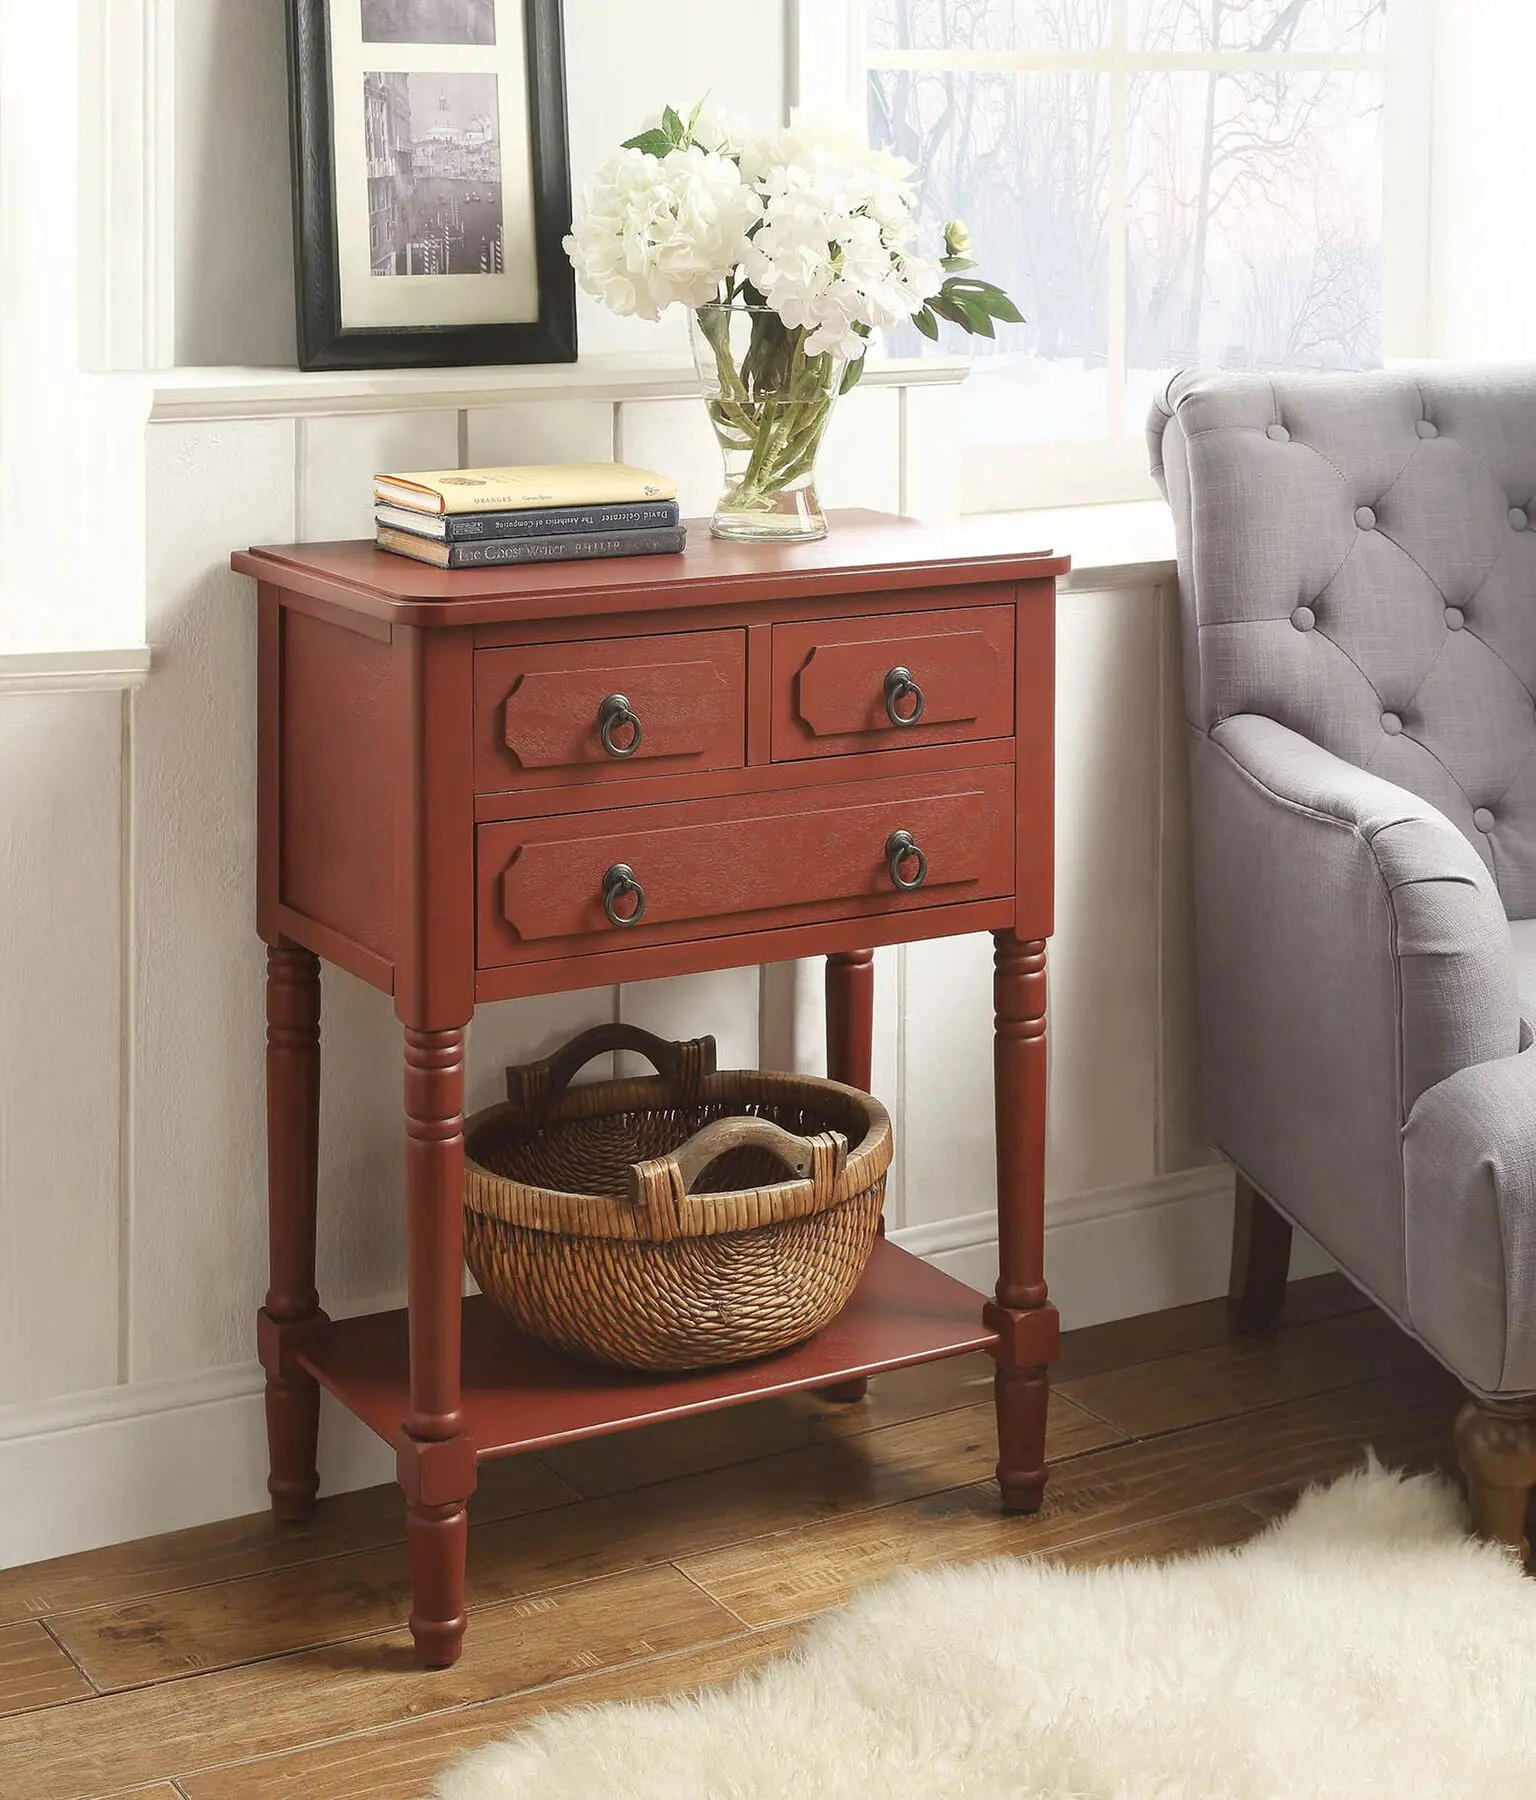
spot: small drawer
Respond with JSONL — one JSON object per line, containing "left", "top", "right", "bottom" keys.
{"left": 474, "top": 631, "right": 746, "bottom": 792}
{"left": 771, "top": 601, "right": 1014, "bottom": 761}
{"left": 477, "top": 766, "right": 1016, "bottom": 967}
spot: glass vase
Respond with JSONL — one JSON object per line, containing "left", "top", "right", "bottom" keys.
{"left": 689, "top": 302, "right": 855, "bottom": 543}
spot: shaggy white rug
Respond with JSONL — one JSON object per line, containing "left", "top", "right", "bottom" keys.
{"left": 436, "top": 1463, "right": 1536, "bottom": 1800}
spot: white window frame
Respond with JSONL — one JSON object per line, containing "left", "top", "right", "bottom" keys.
{"left": 792, "top": 0, "right": 1435, "bottom": 512}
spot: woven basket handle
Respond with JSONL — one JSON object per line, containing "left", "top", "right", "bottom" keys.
{"left": 624, "top": 1118, "right": 849, "bottom": 1240}
{"left": 507, "top": 1023, "right": 718, "bottom": 1106}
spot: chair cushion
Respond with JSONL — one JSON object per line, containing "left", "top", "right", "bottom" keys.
{"left": 1151, "top": 368, "right": 1536, "bottom": 919}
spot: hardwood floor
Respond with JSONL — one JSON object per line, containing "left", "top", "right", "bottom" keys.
{"left": 14, "top": 1274, "right": 1466, "bottom": 1800}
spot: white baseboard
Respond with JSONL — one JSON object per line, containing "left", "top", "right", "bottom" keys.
{"left": 0, "top": 1369, "right": 399, "bottom": 1572}
{"left": 0, "top": 1164, "right": 1332, "bottom": 1571}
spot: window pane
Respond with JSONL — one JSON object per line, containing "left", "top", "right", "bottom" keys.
{"left": 870, "top": 69, "right": 1110, "bottom": 445}
{"left": 1125, "top": 69, "right": 1382, "bottom": 425}
{"left": 867, "top": 0, "right": 1111, "bottom": 55}
{"left": 1129, "top": 0, "right": 1386, "bottom": 54}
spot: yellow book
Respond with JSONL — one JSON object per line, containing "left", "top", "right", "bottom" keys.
{"left": 373, "top": 461, "right": 677, "bottom": 515}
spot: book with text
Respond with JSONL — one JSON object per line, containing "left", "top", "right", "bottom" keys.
{"left": 374, "top": 462, "right": 677, "bottom": 515}
{"left": 375, "top": 499, "right": 682, "bottom": 542}
{"left": 376, "top": 524, "right": 688, "bottom": 568}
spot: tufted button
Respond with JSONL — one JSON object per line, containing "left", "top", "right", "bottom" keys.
{"left": 1266, "top": 424, "right": 1290, "bottom": 442}
{"left": 1445, "top": 606, "right": 1465, "bottom": 630}
{"left": 1474, "top": 807, "right": 1496, "bottom": 833}
{"left": 1290, "top": 605, "right": 1315, "bottom": 632}
{"left": 1380, "top": 712, "right": 1403, "bottom": 736}
{"left": 1415, "top": 420, "right": 1438, "bottom": 438}
{"left": 1510, "top": 507, "right": 1529, "bottom": 531}
{"left": 1354, "top": 506, "right": 1376, "bottom": 530}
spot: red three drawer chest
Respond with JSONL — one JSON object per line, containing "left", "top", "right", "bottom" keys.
{"left": 233, "top": 509, "right": 1068, "bottom": 1668}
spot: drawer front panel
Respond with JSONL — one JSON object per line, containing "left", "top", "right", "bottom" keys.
{"left": 477, "top": 766, "right": 1016, "bottom": 966}
{"left": 772, "top": 601, "right": 1014, "bottom": 761}
{"left": 474, "top": 630, "right": 746, "bottom": 792}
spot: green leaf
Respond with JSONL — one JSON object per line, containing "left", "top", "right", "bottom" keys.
{"left": 661, "top": 105, "right": 685, "bottom": 143}
{"left": 687, "top": 97, "right": 705, "bottom": 137}
{"left": 943, "top": 277, "right": 1024, "bottom": 325}
{"left": 839, "top": 356, "right": 867, "bottom": 395}
{"left": 911, "top": 306, "right": 940, "bottom": 341}
{"left": 940, "top": 257, "right": 977, "bottom": 273}
{"left": 929, "top": 273, "right": 1026, "bottom": 335}
{"left": 620, "top": 128, "right": 673, "bottom": 157}
{"left": 927, "top": 294, "right": 971, "bottom": 329}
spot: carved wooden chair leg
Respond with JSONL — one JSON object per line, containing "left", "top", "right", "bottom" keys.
{"left": 1228, "top": 1174, "right": 1292, "bottom": 1336}
{"left": 1456, "top": 1395, "right": 1536, "bottom": 1566}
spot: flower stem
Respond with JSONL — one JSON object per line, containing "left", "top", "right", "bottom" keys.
{"left": 694, "top": 308, "right": 856, "bottom": 515}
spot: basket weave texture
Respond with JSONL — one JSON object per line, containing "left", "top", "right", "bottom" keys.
{"left": 463, "top": 1023, "right": 892, "bottom": 1371}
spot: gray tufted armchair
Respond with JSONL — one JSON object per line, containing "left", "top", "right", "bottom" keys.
{"left": 1149, "top": 366, "right": 1536, "bottom": 1556}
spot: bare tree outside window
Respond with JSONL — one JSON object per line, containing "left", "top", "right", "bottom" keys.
{"left": 866, "top": 0, "right": 1387, "bottom": 460}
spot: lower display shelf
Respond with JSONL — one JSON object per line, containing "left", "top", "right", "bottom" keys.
{"left": 298, "top": 1237, "right": 997, "bottom": 1460}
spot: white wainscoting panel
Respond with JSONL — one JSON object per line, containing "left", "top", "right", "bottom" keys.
{"left": 899, "top": 935, "right": 997, "bottom": 1230}
{"left": 1155, "top": 582, "right": 1210, "bottom": 1176}
{"left": 899, "top": 382, "right": 963, "bottom": 523}
{"left": 619, "top": 968, "right": 762, "bottom": 1074}
{"left": 132, "top": 417, "right": 296, "bottom": 1381}
{"left": 299, "top": 409, "right": 462, "bottom": 541}
{"left": 1047, "top": 585, "right": 1161, "bottom": 1197}
{"left": 817, "top": 386, "right": 902, "bottom": 513}
{"left": 0, "top": 691, "right": 125, "bottom": 1404}
{"left": 466, "top": 991, "right": 623, "bottom": 1119}
{"left": 615, "top": 399, "right": 722, "bottom": 521}
{"left": 466, "top": 400, "right": 617, "bottom": 470}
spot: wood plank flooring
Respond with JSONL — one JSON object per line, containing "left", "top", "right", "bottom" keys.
{"left": 15, "top": 1274, "right": 1471, "bottom": 1800}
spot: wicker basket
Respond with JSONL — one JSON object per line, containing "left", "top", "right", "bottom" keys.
{"left": 462, "top": 1022, "right": 892, "bottom": 1372}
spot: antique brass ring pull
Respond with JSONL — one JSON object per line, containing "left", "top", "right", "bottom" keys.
{"left": 883, "top": 666, "right": 925, "bottom": 727}
{"left": 598, "top": 693, "right": 643, "bottom": 758}
{"left": 602, "top": 863, "right": 647, "bottom": 927}
{"left": 886, "top": 830, "right": 928, "bottom": 892}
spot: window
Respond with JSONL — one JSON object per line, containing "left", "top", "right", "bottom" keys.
{"left": 803, "top": 1, "right": 1430, "bottom": 509}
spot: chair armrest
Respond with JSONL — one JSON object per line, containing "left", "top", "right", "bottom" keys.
{"left": 1405, "top": 1046, "right": 1536, "bottom": 1394}
{"left": 1209, "top": 713, "right": 1518, "bottom": 1115}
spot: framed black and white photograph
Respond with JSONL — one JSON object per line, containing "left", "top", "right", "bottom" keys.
{"left": 287, "top": 0, "right": 575, "bottom": 369}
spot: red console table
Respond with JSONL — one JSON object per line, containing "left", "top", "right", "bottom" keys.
{"left": 233, "top": 511, "right": 1066, "bottom": 1668}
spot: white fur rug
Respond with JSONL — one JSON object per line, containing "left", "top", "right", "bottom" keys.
{"left": 436, "top": 1463, "right": 1536, "bottom": 1800}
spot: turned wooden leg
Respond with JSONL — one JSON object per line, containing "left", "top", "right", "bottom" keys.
{"left": 401, "top": 1024, "right": 476, "bottom": 1667}
{"left": 259, "top": 944, "right": 327, "bottom": 1523}
{"left": 826, "top": 948, "right": 874, "bottom": 1091}
{"left": 1456, "top": 1394, "right": 1536, "bottom": 1565}
{"left": 1229, "top": 1174, "right": 1292, "bottom": 1335}
{"left": 987, "top": 933, "right": 1060, "bottom": 1513}
{"left": 819, "top": 949, "right": 877, "bottom": 1403}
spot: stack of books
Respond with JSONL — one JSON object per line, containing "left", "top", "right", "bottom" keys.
{"left": 373, "top": 462, "right": 685, "bottom": 569}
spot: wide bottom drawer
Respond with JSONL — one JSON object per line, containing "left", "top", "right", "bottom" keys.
{"left": 477, "top": 765, "right": 1016, "bottom": 967}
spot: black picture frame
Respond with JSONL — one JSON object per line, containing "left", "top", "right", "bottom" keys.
{"left": 286, "top": 0, "right": 576, "bottom": 371}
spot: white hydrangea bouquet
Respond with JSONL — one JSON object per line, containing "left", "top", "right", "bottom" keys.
{"left": 564, "top": 103, "right": 1021, "bottom": 542}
